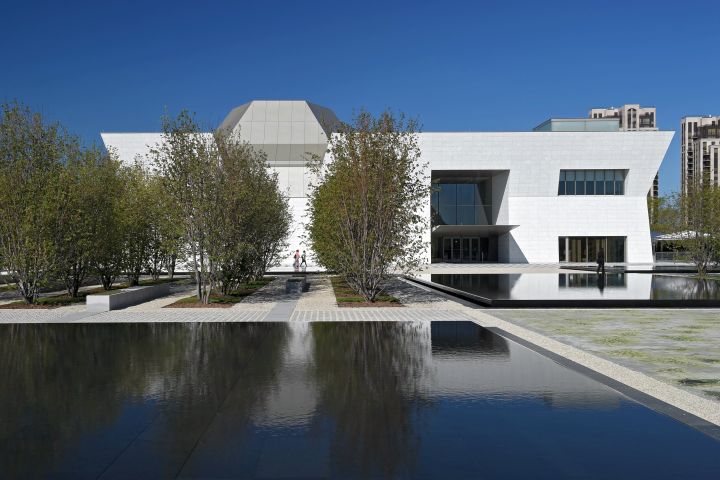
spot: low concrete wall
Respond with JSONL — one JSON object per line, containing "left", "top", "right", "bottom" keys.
{"left": 86, "top": 283, "right": 171, "bottom": 312}
{"left": 285, "top": 277, "right": 306, "bottom": 293}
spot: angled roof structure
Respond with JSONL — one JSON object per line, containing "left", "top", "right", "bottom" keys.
{"left": 217, "top": 100, "right": 340, "bottom": 167}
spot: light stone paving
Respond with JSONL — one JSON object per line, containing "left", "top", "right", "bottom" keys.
{"left": 295, "top": 275, "right": 337, "bottom": 311}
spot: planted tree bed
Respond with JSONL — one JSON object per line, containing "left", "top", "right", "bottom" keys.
{"left": 0, "top": 278, "right": 185, "bottom": 309}
{"left": 164, "top": 277, "right": 274, "bottom": 308}
{"left": 330, "top": 276, "right": 401, "bottom": 308}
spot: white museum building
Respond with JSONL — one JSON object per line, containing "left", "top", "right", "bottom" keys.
{"left": 101, "top": 100, "right": 673, "bottom": 267}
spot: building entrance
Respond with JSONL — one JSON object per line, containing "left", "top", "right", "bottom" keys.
{"left": 440, "top": 237, "right": 490, "bottom": 262}
{"left": 559, "top": 236, "right": 626, "bottom": 263}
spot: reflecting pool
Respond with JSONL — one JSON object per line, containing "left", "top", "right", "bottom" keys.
{"left": 0, "top": 322, "right": 718, "bottom": 478}
{"left": 426, "top": 273, "right": 720, "bottom": 304}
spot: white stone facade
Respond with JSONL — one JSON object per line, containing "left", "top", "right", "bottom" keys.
{"left": 101, "top": 101, "right": 673, "bottom": 267}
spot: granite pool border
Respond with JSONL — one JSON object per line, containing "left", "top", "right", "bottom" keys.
{"left": 485, "top": 325, "right": 720, "bottom": 441}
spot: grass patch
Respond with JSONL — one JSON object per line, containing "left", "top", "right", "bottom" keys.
{"left": 703, "top": 391, "right": 720, "bottom": 399}
{"left": 0, "top": 283, "right": 16, "bottom": 293}
{"left": 677, "top": 378, "right": 720, "bottom": 387}
{"left": 165, "top": 277, "right": 274, "bottom": 308}
{"left": 595, "top": 336, "right": 633, "bottom": 346}
{"left": 661, "top": 334, "right": 701, "bottom": 342}
{"left": 330, "top": 276, "right": 400, "bottom": 307}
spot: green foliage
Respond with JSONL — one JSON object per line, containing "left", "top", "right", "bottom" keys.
{"left": 307, "top": 109, "right": 429, "bottom": 302}
{"left": 55, "top": 145, "right": 121, "bottom": 296}
{"left": 655, "top": 182, "right": 720, "bottom": 277}
{"left": 151, "top": 111, "right": 289, "bottom": 303}
{"left": 681, "top": 180, "right": 720, "bottom": 277}
{"left": 1, "top": 102, "right": 288, "bottom": 304}
{"left": 0, "top": 101, "right": 73, "bottom": 303}
{"left": 169, "top": 276, "right": 274, "bottom": 306}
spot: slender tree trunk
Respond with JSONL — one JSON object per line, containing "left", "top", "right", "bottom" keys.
{"left": 168, "top": 254, "right": 176, "bottom": 279}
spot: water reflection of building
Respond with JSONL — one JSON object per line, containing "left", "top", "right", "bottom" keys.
{"left": 429, "top": 322, "right": 620, "bottom": 409}
{"left": 429, "top": 273, "right": 654, "bottom": 300}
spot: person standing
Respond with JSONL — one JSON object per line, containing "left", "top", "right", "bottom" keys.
{"left": 293, "top": 249, "right": 300, "bottom": 272}
{"left": 596, "top": 246, "right": 605, "bottom": 275}
{"left": 300, "top": 250, "right": 307, "bottom": 269}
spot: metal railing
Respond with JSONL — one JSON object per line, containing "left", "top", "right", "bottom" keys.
{"left": 654, "top": 251, "right": 691, "bottom": 263}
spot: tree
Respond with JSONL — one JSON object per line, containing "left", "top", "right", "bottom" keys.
{"left": 144, "top": 173, "right": 184, "bottom": 281}
{"left": 307, "top": 109, "right": 429, "bottom": 301}
{"left": 120, "top": 162, "right": 157, "bottom": 287}
{"left": 90, "top": 152, "right": 126, "bottom": 290}
{"left": 679, "top": 178, "right": 720, "bottom": 277}
{"left": 213, "top": 130, "right": 290, "bottom": 294}
{"left": 150, "top": 111, "right": 289, "bottom": 302}
{"left": 649, "top": 194, "right": 682, "bottom": 235}
{"left": 0, "top": 102, "right": 72, "bottom": 303}
{"left": 55, "top": 145, "right": 119, "bottom": 297}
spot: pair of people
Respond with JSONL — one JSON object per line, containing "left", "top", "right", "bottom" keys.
{"left": 293, "top": 249, "right": 307, "bottom": 271}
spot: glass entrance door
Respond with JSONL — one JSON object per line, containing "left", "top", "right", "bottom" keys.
{"left": 452, "top": 238, "right": 462, "bottom": 262}
{"left": 441, "top": 237, "right": 484, "bottom": 262}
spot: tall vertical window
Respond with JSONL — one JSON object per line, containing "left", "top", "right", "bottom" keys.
{"left": 558, "top": 170, "right": 626, "bottom": 196}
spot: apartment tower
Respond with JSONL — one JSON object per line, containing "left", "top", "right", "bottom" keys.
{"left": 681, "top": 116, "right": 720, "bottom": 196}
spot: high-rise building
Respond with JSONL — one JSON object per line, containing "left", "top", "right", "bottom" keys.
{"left": 681, "top": 116, "right": 720, "bottom": 196}
{"left": 589, "top": 105, "right": 659, "bottom": 203}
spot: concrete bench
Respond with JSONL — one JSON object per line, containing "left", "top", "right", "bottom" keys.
{"left": 285, "top": 276, "right": 306, "bottom": 293}
{"left": 86, "top": 283, "right": 171, "bottom": 312}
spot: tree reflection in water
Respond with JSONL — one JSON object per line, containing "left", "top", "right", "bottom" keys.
{"left": 310, "top": 322, "right": 432, "bottom": 478}
{"left": 651, "top": 275, "right": 720, "bottom": 300}
{"left": 0, "top": 322, "right": 289, "bottom": 478}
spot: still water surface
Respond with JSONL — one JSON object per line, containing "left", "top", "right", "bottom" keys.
{"left": 0, "top": 321, "right": 718, "bottom": 479}
{"left": 429, "top": 273, "right": 720, "bottom": 301}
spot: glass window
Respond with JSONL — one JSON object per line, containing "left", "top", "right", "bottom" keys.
{"left": 456, "top": 184, "right": 474, "bottom": 205}
{"left": 439, "top": 184, "right": 456, "bottom": 206}
{"left": 457, "top": 206, "right": 475, "bottom": 225}
{"left": 576, "top": 180, "right": 585, "bottom": 195}
{"left": 595, "top": 179, "right": 605, "bottom": 195}
{"left": 586, "top": 180, "right": 594, "bottom": 194}
{"left": 605, "top": 180, "right": 614, "bottom": 195}
{"left": 566, "top": 180, "right": 575, "bottom": 195}
{"left": 439, "top": 203, "right": 455, "bottom": 225}
{"left": 559, "top": 169, "right": 625, "bottom": 195}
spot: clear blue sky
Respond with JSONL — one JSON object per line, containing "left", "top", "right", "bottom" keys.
{"left": 2, "top": 0, "right": 717, "bottom": 195}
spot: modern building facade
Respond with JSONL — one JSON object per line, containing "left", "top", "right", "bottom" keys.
{"left": 102, "top": 100, "right": 673, "bottom": 266}
{"left": 589, "top": 105, "right": 659, "bottom": 201}
{"left": 681, "top": 115, "right": 720, "bottom": 196}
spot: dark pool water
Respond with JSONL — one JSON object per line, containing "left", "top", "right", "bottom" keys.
{"left": 0, "top": 321, "right": 718, "bottom": 479}
{"left": 428, "top": 273, "right": 720, "bottom": 301}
